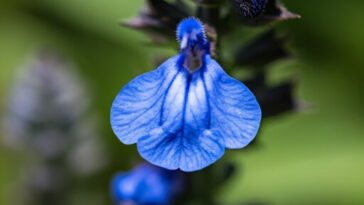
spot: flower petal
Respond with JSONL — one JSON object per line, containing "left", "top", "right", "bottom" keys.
{"left": 203, "top": 55, "right": 262, "bottom": 149}
{"left": 137, "top": 127, "right": 225, "bottom": 172}
{"left": 112, "top": 53, "right": 261, "bottom": 171}
{"left": 110, "top": 56, "right": 180, "bottom": 144}
{"left": 137, "top": 64, "right": 226, "bottom": 172}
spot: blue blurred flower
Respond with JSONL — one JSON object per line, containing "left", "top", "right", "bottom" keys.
{"left": 111, "top": 17, "right": 261, "bottom": 172}
{"left": 111, "top": 163, "right": 184, "bottom": 205}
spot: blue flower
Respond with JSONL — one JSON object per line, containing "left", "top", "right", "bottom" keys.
{"left": 111, "top": 163, "right": 183, "bottom": 205}
{"left": 111, "top": 17, "right": 261, "bottom": 172}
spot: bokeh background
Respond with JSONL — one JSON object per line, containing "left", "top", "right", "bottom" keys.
{"left": 1, "top": 0, "right": 364, "bottom": 204}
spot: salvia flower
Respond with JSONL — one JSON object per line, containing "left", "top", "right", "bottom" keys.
{"left": 4, "top": 51, "right": 87, "bottom": 158}
{"left": 111, "top": 163, "right": 184, "bottom": 205}
{"left": 3, "top": 51, "right": 107, "bottom": 204}
{"left": 111, "top": 18, "right": 262, "bottom": 172}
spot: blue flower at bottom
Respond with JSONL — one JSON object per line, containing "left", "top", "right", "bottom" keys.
{"left": 111, "top": 163, "right": 183, "bottom": 205}
{"left": 111, "top": 18, "right": 261, "bottom": 172}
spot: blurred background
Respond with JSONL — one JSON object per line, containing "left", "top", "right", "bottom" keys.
{"left": 0, "top": 0, "right": 364, "bottom": 204}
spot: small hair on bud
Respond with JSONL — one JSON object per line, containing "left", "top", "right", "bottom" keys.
{"left": 176, "top": 17, "right": 206, "bottom": 43}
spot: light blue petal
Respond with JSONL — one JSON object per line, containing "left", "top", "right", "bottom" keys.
{"left": 110, "top": 56, "right": 180, "bottom": 144}
{"left": 137, "top": 127, "right": 225, "bottom": 172}
{"left": 137, "top": 63, "right": 225, "bottom": 172}
{"left": 112, "top": 53, "right": 260, "bottom": 171}
{"left": 203, "top": 55, "right": 262, "bottom": 149}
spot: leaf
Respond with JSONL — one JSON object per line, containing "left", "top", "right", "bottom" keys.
{"left": 122, "top": 0, "right": 190, "bottom": 43}
{"left": 235, "top": 29, "right": 291, "bottom": 68}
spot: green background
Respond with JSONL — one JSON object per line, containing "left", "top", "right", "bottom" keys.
{"left": 0, "top": 0, "right": 363, "bottom": 204}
